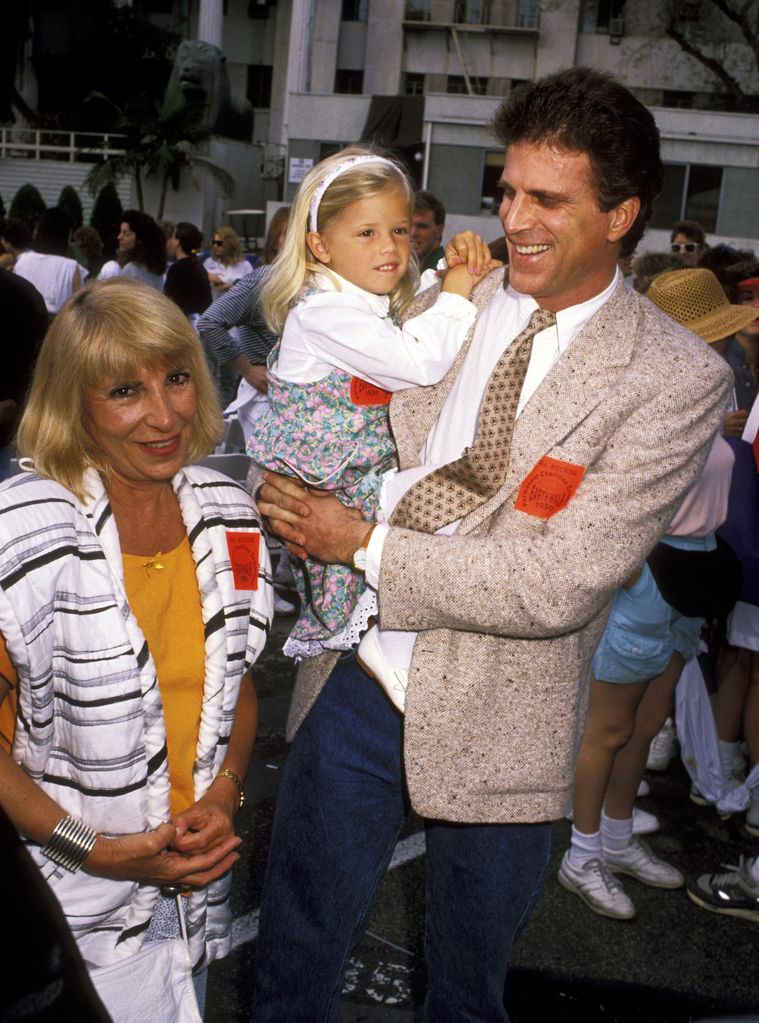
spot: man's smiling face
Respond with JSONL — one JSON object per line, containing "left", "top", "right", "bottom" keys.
{"left": 499, "top": 141, "right": 633, "bottom": 312}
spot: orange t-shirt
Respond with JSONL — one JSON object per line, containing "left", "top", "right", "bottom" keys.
{"left": 0, "top": 537, "right": 206, "bottom": 816}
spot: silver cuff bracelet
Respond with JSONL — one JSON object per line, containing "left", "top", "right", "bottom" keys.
{"left": 40, "top": 815, "right": 98, "bottom": 873}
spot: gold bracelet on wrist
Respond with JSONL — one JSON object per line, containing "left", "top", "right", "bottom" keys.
{"left": 216, "top": 768, "right": 245, "bottom": 810}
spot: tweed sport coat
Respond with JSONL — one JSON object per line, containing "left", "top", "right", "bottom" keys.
{"left": 285, "top": 269, "right": 732, "bottom": 823}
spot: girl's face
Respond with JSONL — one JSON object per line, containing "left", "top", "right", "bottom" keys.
{"left": 307, "top": 186, "right": 410, "bottom": 296}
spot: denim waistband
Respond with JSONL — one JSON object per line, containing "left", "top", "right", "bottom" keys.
{"left": 660, "top": 532, "right": 717, "bottom": 552}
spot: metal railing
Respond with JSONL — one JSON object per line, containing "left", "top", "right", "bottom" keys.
{"left": 0, "top": 128, "right": 126, "bottom": 163}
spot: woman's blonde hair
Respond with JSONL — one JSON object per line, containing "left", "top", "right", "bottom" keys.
{"left": 17, "top": 277, "right": 224, "bottom": 501}
{"left": 213, "top": 224, "right": 244, "bottom": 265}
{"left": 262, "top": 145, "right": 419, "bottom": 333}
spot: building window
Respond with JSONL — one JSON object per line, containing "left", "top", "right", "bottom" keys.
{"left": 516, "top": 0, "right": 539, "bottom": 28}
{"left": 453, "top": 0, "right": 492, "bottom": 24}
{"left": 651, "top": 163, "right": 723, "bottom": 233}
{"left": 334, "top": 69, "right": 364, "bottom": 94}
{"left": 446, "top": 75, "right": 487, "bottom": 95}
{"left": 662, "top": 89, "right": 695, "bottom": 109}
{"left": 342, "top": 0, "right": 368, "bottom": 20}
{"left": 404, "top": 72, "right": 425, "bottom": 95}
{"left": 247, "top": 65, "right": 273, "bottom": 109}
{"left": 405, "top": 1, "right": 431, "bottom": 21}
{"left": 580, "top": 0, "right": 625, "bottom": 32}
{"left": 247, "top": 0, "right": 276, "bottom": 19}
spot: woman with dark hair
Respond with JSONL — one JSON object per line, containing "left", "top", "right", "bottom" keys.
{"left": 0, "top": 217, "right": 33, "bottom": 272}
{"left": 164, "top": 221, "right": 212, "bottom": 320}
{"left": 104, "top": 209, "right": 166, "bottom": 290}
{"left": 12, "top": 207, "right": 84, "bottom": 314}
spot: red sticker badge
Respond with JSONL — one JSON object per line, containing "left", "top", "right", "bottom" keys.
{"left": 226, "top": 531, "right": 260, "bottom": 590}
{"left": 350, "top": 377, "right": 392, "bottom": 407}
{"left": 514, "top": 456, "right": 586, "bottom": 520}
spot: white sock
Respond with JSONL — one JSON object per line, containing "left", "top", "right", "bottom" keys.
{"left": 719, "top": 740, "right": 740, "bottom": 778}
{"left": 601, "top": 810, "right": 633, "bottom": 854}
{"left": 568, "top": 825, "right": 602, "bottom": 868}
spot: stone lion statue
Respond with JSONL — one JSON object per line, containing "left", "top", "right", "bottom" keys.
{"left": 165, "top": 40, "right": 253, "bottom": 141}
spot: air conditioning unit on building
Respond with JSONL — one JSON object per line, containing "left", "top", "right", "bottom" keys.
{"left": 608, "top": 16, "right": 624, "bottom": 43}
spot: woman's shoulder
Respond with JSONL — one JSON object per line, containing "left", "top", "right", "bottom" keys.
{"left": 0, "top": 470, "right": 79, "bottom": 518}
{"left": 183, "top": 463, "right": 254, "bottom": 498}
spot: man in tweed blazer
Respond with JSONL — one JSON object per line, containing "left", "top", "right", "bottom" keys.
{"left": 253, "top": 69, "right": 731, "bottom": 1021}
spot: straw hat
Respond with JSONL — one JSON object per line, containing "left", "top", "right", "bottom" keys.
{"left": 647, "top": 268, "right": 757, "bottom": 343}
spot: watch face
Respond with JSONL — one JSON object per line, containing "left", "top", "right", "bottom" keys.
{"left": 353, "top": 547, "right": 368, "bottom": 571}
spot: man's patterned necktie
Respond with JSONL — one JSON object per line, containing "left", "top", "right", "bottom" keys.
{"left": 390, "top": 307, "right": 556, "bottom": 533}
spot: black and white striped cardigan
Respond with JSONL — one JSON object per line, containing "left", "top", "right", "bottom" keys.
{"left": 0, "top": 465, "right": 273, "bottom": 969}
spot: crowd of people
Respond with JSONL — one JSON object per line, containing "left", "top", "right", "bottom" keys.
{"left": 0, "top": 65, "right": 757, "bottom": 1023}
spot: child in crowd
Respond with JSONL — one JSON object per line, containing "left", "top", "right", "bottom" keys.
{"left": 249, "top": 146, "right": 494, "bottom": 706}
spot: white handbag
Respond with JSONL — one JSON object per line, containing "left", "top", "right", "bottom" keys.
{"left": 89, "top": 899, "right": 202, "bottom": 1023}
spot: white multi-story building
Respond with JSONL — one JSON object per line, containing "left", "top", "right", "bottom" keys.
{"left": 6, "top": 0, "right": 759, "bottom": 247}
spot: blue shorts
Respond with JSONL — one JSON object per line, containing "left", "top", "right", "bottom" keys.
{"left": 592, "top": 562, "right": 703, "bottom": 685}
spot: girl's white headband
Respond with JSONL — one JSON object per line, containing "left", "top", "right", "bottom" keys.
{"left": 308, "top": 155, "right": 403, "bottom": 233}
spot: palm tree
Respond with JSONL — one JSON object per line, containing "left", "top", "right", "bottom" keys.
{"left": 83, "top": 93, "right": 235, "bottom": 219}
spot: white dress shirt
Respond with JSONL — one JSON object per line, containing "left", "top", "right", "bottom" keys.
{"left": 363, "top": 269, "right": 621, "bottom": 671}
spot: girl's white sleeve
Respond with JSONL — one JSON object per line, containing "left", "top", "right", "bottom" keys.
{"left": 277, "top": 290, "right": 476, "bottom": 390}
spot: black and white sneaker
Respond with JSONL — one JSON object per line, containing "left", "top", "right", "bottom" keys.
{"left": 687, "top": 856, "right": 759, "bottom": 922}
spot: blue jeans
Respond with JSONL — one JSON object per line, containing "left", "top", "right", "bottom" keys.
{"left": 253, "top": 654, "right": 551, "bottom": 1022}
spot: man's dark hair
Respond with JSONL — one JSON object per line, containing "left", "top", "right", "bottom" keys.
{"left": 670, "top": 219, "right": 706, "bottom": 246}
{"left": 174, "top": 221, "right": 204, "bottom": 258}
{"left": 414, "top": 190, "right": 446, "bottom": 227}
{"left": 2, "top": 217, "right": 33, "bottom": 252}
{"left": 34, "top": 207, "right": 73, "bottom": 257}
{"left": 491, "top": 67, "right": 663, "bottom": 254}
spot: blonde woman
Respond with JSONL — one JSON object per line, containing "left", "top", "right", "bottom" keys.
{"left": 204, "top": 225, "right": 253, "bottom": 300}
{"left": 0, "top": 278, "right": 273, "bottom": 1018}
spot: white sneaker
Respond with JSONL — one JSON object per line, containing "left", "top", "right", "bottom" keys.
{"left": 558, "top": 852, "right": 635, "bottom": 920}
{"left": 646, "top": 718, "right": 677, "bottom": 771}
{"left": 632, "top": 806, "right": 659, "bottom": 835}
{"left": 637, "top": 779, "right": 650, "bottom": 798}
{"left": 274, "top": 594, "right": 296, "bottom": 615}
{"left": 604, "top": 836, "right": 683, "bottom": 889}
{"left": 356, "top": 626, "right": 408, "bottom": 713}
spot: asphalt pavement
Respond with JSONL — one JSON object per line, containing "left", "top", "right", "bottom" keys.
{"left": 205, "top": 610, "right": 759, "bottom": 1023}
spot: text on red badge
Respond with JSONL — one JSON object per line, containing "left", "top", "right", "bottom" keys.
{"left": 226, "top": 531, "right": 260, "bottom": 590}
{"left": 514, "top": 456, "right": 586, "bottom": 520}
{"left": 350, "top": 377, "right": 392, "bottom": 407}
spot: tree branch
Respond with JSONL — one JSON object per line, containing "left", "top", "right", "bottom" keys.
{"left": 707, "top": 0, "right": 759, "bottom": 67}
{"left": 665, "top": 20, "right": 748, "bottom": 104}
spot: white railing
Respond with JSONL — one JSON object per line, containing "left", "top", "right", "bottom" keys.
{"left": 0, "top": 129, "right": 126, "bottom": 163}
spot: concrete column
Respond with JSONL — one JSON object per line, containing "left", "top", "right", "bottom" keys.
{"left": 198, "top": 0, "right": 224, "bottom": 48}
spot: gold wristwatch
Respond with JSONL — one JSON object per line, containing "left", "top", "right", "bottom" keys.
{"left": 352, "top": 524, "right": 376, "bottom": 572}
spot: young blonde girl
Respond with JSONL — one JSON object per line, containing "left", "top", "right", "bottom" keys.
{"left": 249, "top": 146, "right": 492, "bottom": 694}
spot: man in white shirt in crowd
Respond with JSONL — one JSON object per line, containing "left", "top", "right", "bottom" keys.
{"left": 252, "top": 68, "right": 731, "bottom": 1022}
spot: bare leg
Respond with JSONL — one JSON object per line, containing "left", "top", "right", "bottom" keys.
{"left": 571, "top": 677, "right": 649, "bottom": 835}
{"left": 605, "top": 653, "right": 684, "bottom": 820}
{"left": 714, "top": 645, "right": 750, "bottom": 744}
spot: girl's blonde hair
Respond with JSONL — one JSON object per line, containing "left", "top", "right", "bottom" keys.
{"left": 213, "top": 224, "right": 245, "bottom": 265}
{"left": 262, "top": 145, "right": 419, "bottom": 333}
{"left": 17, "top": 277, "right": 224, "bottom": 501}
